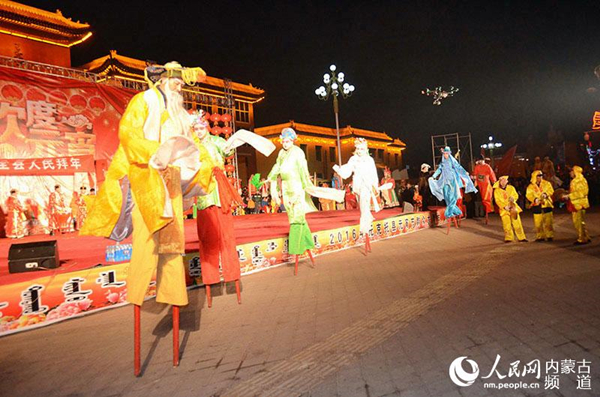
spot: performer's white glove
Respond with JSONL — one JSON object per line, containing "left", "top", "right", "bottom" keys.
{"left": 332, "top": 164, "right": 341, "bottom": 174}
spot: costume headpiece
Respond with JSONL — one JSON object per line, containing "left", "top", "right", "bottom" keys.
{"left": 189, "top": 109, "right": 209, "bottom": 127}
{"left": 354, "top": 138, "right": 368, "bottom": 149}
{"left": 572, "top": 165, "right": 583, "bottom": 174}
{"left": 280, "top": 127, "right": 297, "bottom": 141}
{"left": 442, "top": 146, "right": 452, "bottom": 153}
{"left": 144, "top": 61, "right": 207, "bottom": 88}
{"left": 421, "top": 163, "right": 431, "bottom": 173}
{"left": 499, "top": 175, "right": 509, "bottom": 180}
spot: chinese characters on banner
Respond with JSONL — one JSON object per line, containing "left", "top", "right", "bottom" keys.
{"left": 593, "top": 111, "right": 600, "bottom": 130}
{"left": 0, "top": 155, "right": 94, "bottom": 175}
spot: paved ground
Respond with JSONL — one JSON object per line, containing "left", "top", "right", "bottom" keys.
{"left": 1, "top": 209, "right": 599, "bottom": 397}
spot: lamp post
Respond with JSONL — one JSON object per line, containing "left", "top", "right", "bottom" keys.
{"left": 315, "top": 64, "right": 355, "bottom": 166}
{"left": 480, "top": 136, "right": 503, "bottom": 167}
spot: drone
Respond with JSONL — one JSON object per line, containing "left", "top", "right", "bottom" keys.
{"left": 421, "top": 86, "right": 459, "bottom": 105}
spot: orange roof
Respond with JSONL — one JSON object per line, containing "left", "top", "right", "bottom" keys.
{"left": 80, "top": 51, "right": 265, "bottom": 99}
{"left": 255, "top": 121, "right": 406, "bottom": 147}
{"left": 0, "top": 0, "right": 92, "bottom": 47}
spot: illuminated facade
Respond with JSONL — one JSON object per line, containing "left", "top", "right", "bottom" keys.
{"left": 254, "top": 121, "right": 406, "bottom": 181}
{"left": 0, "top": 1, "right": 92, "bottom": 67}
{"left": 0, "top": 1, "right": 266, "bottom": 183}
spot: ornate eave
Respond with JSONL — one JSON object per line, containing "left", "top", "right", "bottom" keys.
{"left": 80, "top": 51, "right": 265, "bottom": 103}
{"left": 0, "top": 0, "right": 92, "bottom": 47}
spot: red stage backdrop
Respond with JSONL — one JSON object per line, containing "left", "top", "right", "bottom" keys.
{"left": 0, "top": 66, "right": 135, "bottom": 231}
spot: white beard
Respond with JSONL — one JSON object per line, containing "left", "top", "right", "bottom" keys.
{"left": 163, "top": 83, "right": 191, "bottom": 139}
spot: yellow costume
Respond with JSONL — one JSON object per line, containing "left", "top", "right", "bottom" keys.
{"left": 568, "top": 166, "right": 590, "bottom": 244}
{"left": 81, "top": 87, "right": 213, "bottom": 306}
{"left": 526, "top": 170, "right": 554, "bottom": 241}
{"left": 493, "top": 177, "right": 527, "bottom": 242}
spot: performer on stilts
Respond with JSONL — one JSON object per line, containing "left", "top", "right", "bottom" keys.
{"left": 4, "top": 189, "right": 26, "bottom": 239}
{"left": 428, "top": 146, "right": 477, "bottom": 233}
{"left": 267, "top": 128, "right": 318, "bottom": 275}
{"left": 189, "top": 110, "right": 245, "bottom": 308}
{"left": 473, "top": 156, "right": 496, "bottom": 224}
{"left": 333, "top": 138, "right": 381, "bottom": 254}
{"left": 81, "top": 61, "right": 212, "bottom": 376}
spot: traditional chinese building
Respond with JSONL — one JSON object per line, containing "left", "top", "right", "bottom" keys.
{"left": 0, "top": 0, "right": 92, "bottom": 67}
{"left": 79, "top": 50, "right": 265, "bottom": 180}
{"left": 254, "top": 121, "right": 406, "bottom": 181}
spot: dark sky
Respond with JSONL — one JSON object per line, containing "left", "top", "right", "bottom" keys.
{"left": 25, "top": 1, "right": 600, "bottom": 166}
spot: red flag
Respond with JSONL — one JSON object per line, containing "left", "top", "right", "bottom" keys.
{"left": 495, "top": 145, "right": 517, "bottom": 177}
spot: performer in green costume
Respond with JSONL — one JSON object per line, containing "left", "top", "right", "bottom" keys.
{"left": 267, "top": 127, "right": 317, "bottom": 256}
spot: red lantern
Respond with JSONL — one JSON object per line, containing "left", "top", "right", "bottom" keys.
{"left": 210, "top": 113, "right": 221, "bottom": 123}
{"left": 69, "top": 94, "right": 87, "bottom": 110}
{"left": 1, "top": 84, "right": 23, "bottom": 103}
{"left": 89, "top": 97, "right": 106, "bottom": 112}
{"left": 27, "top": 88, "right": 46, "bottom": 101}
{"left": 221, "top": 113, "right": 232, "bottom": 123}
{"left": 211, "top": 126, "right": 222, "bottom": 135}
{"left": 222, "top": 126, "right": 232, "bottom": 135}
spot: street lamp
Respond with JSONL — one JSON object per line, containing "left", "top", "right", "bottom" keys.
{"left": 480, "top": 136, "right": 503, "bottom": 167}
{"left": 315, "top": 64, "right": 355, "bottom": 165}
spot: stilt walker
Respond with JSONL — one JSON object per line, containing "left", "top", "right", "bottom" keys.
{"left": 268, "top": 128, "right": 318, "bottom": 274}
{"left": 189, "top": 110, "right": 250, "bottom": 308}
{"left": 428, "top": 146, "right": 477, "bottom": 232}
{"left": 334, "top": 138, "right": 382, "bottom": 254}
{"left": 81, "top": 62, "right": 212, "bottom": 376}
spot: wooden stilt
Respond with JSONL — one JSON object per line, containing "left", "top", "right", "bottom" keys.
{"left": 454, "top": 217, "right": 459, "bottom": 228}
{"left": 206, "top": 284, "right": 212, "bottom": 308}
{"left": 172, "top": 305, "right": 179, "bottom": 367}
{"left": 294, "top": 255, "right": 299, "bottom": 276}
{"left": 134, "top": 304, "right": 141, "bottom": 377}
{"left": 365, "top": 234, "right": 371, "bottom": 253}
{"left": 306, "top": 250, "right": 315, "bottom": 267}
{"left": 446, "top": 219, "right": 451, "bottom": 235}
{"left": 485, "top": 213, "right": 489, "bottom": 225}
{"left": 235, "top": 279, "right": 242, "bottom": 304}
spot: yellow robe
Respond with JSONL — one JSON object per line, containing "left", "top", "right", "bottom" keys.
{"left": 526, "top": 171, "right": 554, "bottom": 240}
{"left": 81, "top": 88, "right": 214, "bottom": 306}
{"left": 493, "top": 182, "right": 527, "bottom": 242}
{"left": 569, "top": 169, "right": 590, "bottom": 243}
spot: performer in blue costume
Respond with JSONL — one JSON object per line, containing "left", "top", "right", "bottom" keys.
{"left": 429, "top": 147, "right": 477, "bottom": 224}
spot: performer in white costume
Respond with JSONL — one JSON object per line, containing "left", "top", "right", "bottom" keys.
{"left": 333, "top": 138, "right": 380, "bottom": 253}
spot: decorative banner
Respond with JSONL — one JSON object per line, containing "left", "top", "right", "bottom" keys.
{"left": 0, "top": 155, "right": 94, "bottom": 176}
{"left": 593, "top": 111, "right": 600, "bottom": 130}
{"left": 0, "top": 211, "right": 434, "bottom": 336}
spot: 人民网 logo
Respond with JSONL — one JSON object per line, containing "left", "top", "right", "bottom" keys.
{"left": 449, "top": 356, "right": 480, "bottom": 387}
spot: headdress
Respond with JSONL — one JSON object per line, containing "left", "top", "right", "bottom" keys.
{"left": 420, "top": 163, "right": 431, "bottom": 173}
{"left": 572, "top": 165, "right": 583, "bottom": 175}
{"left": 354, "top": 138, "right": 368, "bottom": 149}
{"left": 280, "top": 127, "right": 297, "bottom": 141}
{"left": 442, "top": 146, "right": 452, "bottom": 153}
{"left": 189, "top": 109, "right": 209, "bottom": 127}
{"left": 144, "top": 61, "right": 207, "bottom": 88}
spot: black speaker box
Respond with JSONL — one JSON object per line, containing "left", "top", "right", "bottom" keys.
{"left": 8, "top": 241, "right": 60, "bottom": 273}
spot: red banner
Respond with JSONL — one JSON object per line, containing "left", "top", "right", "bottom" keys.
{"left": 0, "top": 155, "right": 94, "bottom": 175}
{"left": 0, "top": 66, "right": 135, "bottom": 162}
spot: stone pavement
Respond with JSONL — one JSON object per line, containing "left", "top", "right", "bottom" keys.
{"left": 1, "top": 210, "right": 599, "bottom": 397}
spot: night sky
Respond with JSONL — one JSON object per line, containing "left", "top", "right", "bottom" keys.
{"left": 24, "top": 1, "right": 600, "bottom": 166}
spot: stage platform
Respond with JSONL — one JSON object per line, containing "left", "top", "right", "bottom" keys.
{"left": 0, "top": 208, "right": 439, "bottom": 336}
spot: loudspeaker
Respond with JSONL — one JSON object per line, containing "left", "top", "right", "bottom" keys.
{"left": 8, "top": 240, "right": 60, "bottom": 273}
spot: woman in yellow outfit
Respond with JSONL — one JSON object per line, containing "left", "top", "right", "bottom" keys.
{"left": 526, "top": 170, "right": 554, "bottom": 242}
{"left": 493, "top": 176, "right": 528, "bottom": 243}
{"left": 566, "top": 166, "right": 591, "bottom": 245}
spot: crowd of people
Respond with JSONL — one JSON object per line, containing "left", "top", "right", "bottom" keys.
{"left": 2, "top": 185, "right": 96, "bottom": 239}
